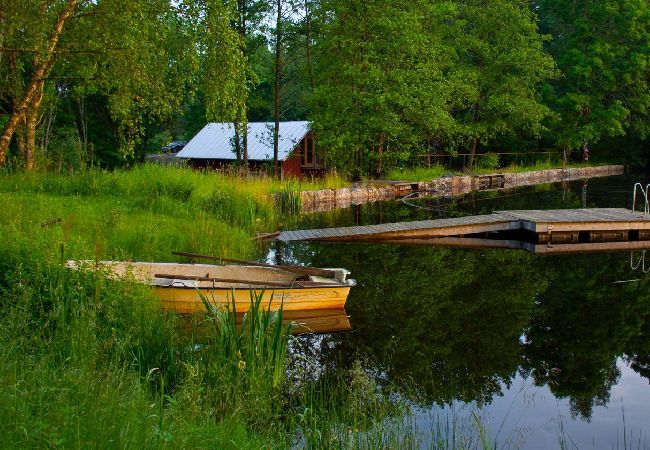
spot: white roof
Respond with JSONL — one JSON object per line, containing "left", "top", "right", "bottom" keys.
{"left": 176, "top": 121, "right": 310, "bottom": 161}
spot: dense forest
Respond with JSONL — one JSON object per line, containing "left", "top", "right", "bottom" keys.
{"left": 0, "top": 0, "right": 648, "bottom": 175}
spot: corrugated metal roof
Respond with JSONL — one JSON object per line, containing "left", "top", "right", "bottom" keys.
{"left": 176, "top": 121, "right": 310, "bottom": 161}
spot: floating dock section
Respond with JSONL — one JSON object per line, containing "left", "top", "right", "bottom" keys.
{"left": 278, "top": 208, "right": 650, "bottom": 253}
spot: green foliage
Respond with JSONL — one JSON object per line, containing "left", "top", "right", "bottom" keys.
{"left": 385, "top": 164, "right": 449, "bottom": 182}
{"left": 312, "top": 0, "right": 457, "bottom": 174}
{"left": 539, "top": 0, "right": 650, "bottom": 151}
{"left": 276, "top": 180, "right": 303, "bottom": 215}
{"left": 476, "top": 153, "right": 500, "bottom": 171}
{"left": 0, "top": 0, "right": 250, "bottom": 167}
{"left": 447, "top": 0, "right": 558, "bottom": 150}
{"left": 148, "top": 131, "right": 174, "bottom": 154}
{"left": 194, "top": 291, "right": 291, "bottom": 427}
{"left": 311, "top": 0, "right": 557, "bottom": 175}
{"left": 43, "top": 126, "right": 86, "bottom": 173}
{"left": 201, "top": 0, "right": 251, "bottom": 124}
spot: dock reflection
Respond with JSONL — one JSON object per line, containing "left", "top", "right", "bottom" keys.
{"left": 373, "top": 236, "right": 650, "bottom": 255}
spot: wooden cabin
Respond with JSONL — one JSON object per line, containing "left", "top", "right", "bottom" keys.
{"left": 176, "top": 121, "right": 326, "bottom": 178}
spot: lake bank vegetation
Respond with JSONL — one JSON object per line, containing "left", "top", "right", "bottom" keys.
{"left": 0, "top": 1, "right": 647, "bottom": 177}
{"left": 0, "top": 167, "right": 506, "bottom": 448}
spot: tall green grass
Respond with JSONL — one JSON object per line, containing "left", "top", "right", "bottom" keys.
{"left": 384, "top": 161, "right": 600, "bottom": 180}
{"left": 0, "top": 243, "right": 424, "bottom": 448}
{"left": 470, "top": 160, "right": 598, "bottom": 174}
{"left": 0, "top": 165, "right": 506, "bottom": 448}
{"left": 385, "top": 164, "right": 450, "bottom": 182}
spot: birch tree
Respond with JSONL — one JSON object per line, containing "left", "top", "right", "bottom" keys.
{"left": 0, "top": 0, "right": 246, "bottom": 169}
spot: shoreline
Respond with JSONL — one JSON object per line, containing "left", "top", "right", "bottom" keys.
{"left": 297, "top": 165, "right": 625, "bottom": 213}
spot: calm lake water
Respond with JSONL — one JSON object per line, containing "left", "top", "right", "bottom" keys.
{"left": 270, "top": 174, "right": 650, "bottom": 448}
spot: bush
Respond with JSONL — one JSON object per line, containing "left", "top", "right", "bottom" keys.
{"left": 476, "top": 153, "right": 500, "bottom": 170}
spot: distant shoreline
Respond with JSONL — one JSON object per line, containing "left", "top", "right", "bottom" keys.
{"left": 297, "top": 165, "right": 625, "bottom": 213}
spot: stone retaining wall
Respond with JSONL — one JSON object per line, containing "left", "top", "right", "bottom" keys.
{"left": 296, "top": 165, "right": 624, "bottom": 213}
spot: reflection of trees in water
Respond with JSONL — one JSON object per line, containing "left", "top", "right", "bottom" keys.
{"left": 287, "top": 243, "right": 545, "bottom": 405}
{"left": 280, "top": 239, "right": 650, "bottom": 417}
{"left": 505, "top": 253, "right": 650, "bottom": 419}
{"left": 625, "top": 317, "right": 650, "bottom": 384}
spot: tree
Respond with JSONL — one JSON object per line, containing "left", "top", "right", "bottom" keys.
{"left": 538, "top": 0, "right": 650, "bottom": 157}
{"left": 0, "top": 0, "right": 246, "bottom": 170}
{"left": 229, "top": 0, "right": 268, "bottom": 172}
{"left": 0, "top": 0, "right": 78, "bottom": 168}
{"left": 447, "top": 0, "right": 557, "bottom": 169}
{"left": 310, "top": 0, "right": 557, "bottom": 175}
{"left": 311, "top": 0, "right": 457, "bottom": 177}
{"left": 273, "top": 0, "right": 284, "bottom": 177}
{"left": 201, "top": 0, "right": 249, "bottom": 153}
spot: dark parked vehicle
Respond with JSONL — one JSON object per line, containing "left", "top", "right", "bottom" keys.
{"left": 162, "top": 141, "right": 187, "bottom": 153}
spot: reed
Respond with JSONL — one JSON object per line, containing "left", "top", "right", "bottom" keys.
{"left": 276, "top": 180, "right": 303, "bottom": 215}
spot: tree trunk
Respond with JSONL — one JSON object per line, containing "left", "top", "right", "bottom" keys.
{"left": 233, "top": 121, "right": 241, "bottom": 165}
{"left": 24, "top": 84, "right": 44, "bottom": 171}
{"left": 468, "top": 137, "right": 478, "bottom": 170}
{"left": 77, "top": 97, "right": 88, "bottom": 150}
{"left": 236, "top": 0, "right": 248, "bottom": 175}
{"left": 304, "top": 0, "right": 315, "bottom": 91}
{"left": 273, "top": 0, "right": 282, "bottom": 178}
{"left": 377, "top": 131, "right": 384, "bottom": 177}
{"left": 16, "top": 118, "right": 26, "bottom": 165}
{"left": 40, "top": 104, "right": 56, "bottom": 152}
{"left": 0, "top": 7, "right": 4, "bottom": 67}
{"left": 0, "top": 0, "right": 77, "bottom": 166}
{"left": 242, "top": 122, "right": 248, "bottom": 175}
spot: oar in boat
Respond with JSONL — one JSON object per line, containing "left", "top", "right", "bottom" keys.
{"left": 171, "top": 251, "right": 337, "bottom": 279}
{"left": 154, "top": 273, "right": 343, "bottom": 288}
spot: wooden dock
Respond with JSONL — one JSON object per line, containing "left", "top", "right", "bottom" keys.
{"left": 278, "top": 208, "right": 650, "bottom": 247}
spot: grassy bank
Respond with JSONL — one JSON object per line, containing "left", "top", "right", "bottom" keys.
{"left": 1, "top": 166, "right": 499, "bottom": 448}
{"left": 384, "top": 161, "right": 600, "bottom": 182}
{"left": 0, "top": 164, "right": 347, "bottom": 262}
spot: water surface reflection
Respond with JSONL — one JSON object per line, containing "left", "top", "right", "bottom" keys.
{"left": 274, "top": 175, "right": 650, "bottom": 446}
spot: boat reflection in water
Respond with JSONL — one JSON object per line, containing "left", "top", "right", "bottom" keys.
{"left": 183, "top": 307, "right": 352, "bottom": 336}
{"left": 281, "top": 308, "right": 352, "bottom": 335}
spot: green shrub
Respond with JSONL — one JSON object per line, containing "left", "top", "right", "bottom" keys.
{"left": 476, "top": 153, "right": 500, "bottom": 170}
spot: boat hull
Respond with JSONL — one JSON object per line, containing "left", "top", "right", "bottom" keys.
{"left": 66, "top": 260, "right": 354, "bottom": 313}
{"left": 156, "top": 285, "right": 351, "bottom": 313}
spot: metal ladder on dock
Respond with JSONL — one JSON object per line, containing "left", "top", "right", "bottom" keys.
{"left": 632, "top": 183, "right": 650, "bottom": 215}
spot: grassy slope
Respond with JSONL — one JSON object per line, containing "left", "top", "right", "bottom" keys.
{"left": 1, "top": 165, "right": 456, "bottom": 449}
{"left": 0, "top": 164, "right": 348, "bottom": 262}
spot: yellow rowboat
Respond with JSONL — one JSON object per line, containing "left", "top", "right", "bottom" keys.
{"left": 66, "top": 260, "right": 355, "bottom": 313}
